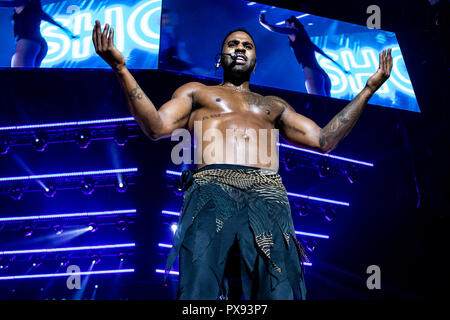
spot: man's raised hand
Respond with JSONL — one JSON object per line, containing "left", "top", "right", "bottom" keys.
{"left": 365, "top": 48, "right": 393, "bottom": 92}
{"left": 92, "top": 20, "right": 126, "bottom": 72}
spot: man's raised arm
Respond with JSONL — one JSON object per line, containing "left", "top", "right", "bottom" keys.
{"left": 92, "top": 20, "right": 200, "bottom": 140}
{"left": 276, "top": 49, "right": 393, "bottom": 153}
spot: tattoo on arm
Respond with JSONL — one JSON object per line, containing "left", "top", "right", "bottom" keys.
{"left": 272, "top": 96, "right": 306, "bottom": 136}
{"left": 202, "top": 113, "right": 222, "bottom": 121}
{"left": 319, "top": 91, "right": 370, "bottom": 151}
{"left": 283, "top": 123, "right": 306, "bottom": 135}
{"left": 172, "top": 113, "right": 190, "bottom": 125}
{"left": 128, "top": 84, "right": 145, "bottom": 101}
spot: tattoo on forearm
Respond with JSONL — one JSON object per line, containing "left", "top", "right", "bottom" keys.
{"left": 319, "top": 93, "right": 368, "bottom": 150}
{"left": 128, "top": 84, "right": 145, "bottom": 101}
{"left": 172, "top": 113, "right": 189, "bottom": 125}
{"left": 284, "top": 123, "right": 306, "bottom": 135}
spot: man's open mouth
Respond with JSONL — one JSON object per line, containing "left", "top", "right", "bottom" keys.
{"left": 235, "top": 54, "right": 247, "bottom": 64}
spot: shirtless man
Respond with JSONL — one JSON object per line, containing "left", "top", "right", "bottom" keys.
{"left": 92, "top": 21, "right": 392, "bottom": 300}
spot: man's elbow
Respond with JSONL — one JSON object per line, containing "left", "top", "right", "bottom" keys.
{"left": 147, "top": 130, "right": 166, "bottom": 141}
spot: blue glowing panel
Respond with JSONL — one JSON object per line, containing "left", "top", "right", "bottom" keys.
{"left": 160, "top": 0, "right": 420, "bottom": 112}
{"left": 0, "top": 0, "right": 161, "bottom": 69}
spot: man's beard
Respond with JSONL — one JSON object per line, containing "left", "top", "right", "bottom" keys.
{"left": 223, "top": 60, "right": 255, "bottom": 79}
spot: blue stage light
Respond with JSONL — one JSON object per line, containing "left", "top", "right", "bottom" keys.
{"left": 32, "top": 133, "right": 48, "bottom": 152}
{"left": 0, "top": 135, "right": 12, "bottom": 154}
{"left": 0, "top": 117, "right": 135, "bottom": 132}
{"left": 44, "top": 184, "right": 56, "bottom": 198}
{"left": 114, "top": 125, "right": 129, "bottom": 146}
{"left": 161, "top": 210, "right": 180, "bottom": 216}
{"left": 115, "top": 220, "right": 128, "bottom": 231}
{"left": 317, "top": 160, "right": 331, "bottom": 178}
{"left": 0, "top": 243, "right": 135, "bottom": 256}
{"left": 278, "top": 143, "right": 374, "bottom": 167}
{"left": 75, "top": 128, "right": 92, "bottom": 149}
{"left": 23, "top": 225, "right": 34, "bottom": 237}
{"left": 116, "top": 180, "right": 128, "bottom": 193}
{"left": 0, "top": 209, "right": 137, "bottom": 222}
{"left": 0, "top": 168, "right": 138, "bottom": 182}
{"left": 53, "top": 224, "right": 63, "bottom": 235}
{"left": 87, "top": 222, "right": 98, "bottom": 232}
{"left": 294, "top": 231, "right": 330, "bottom": 239}
{"left": 0, "top": 269, "right": 135, "bottom": 281}
{"left": 324, "top": 207, "right": 336, "bottom": 222}
{"left": 81, "top": 180, "right": 94, "bottom": 195}
{"left": 287, "top": 192, "right": 350, "bottom": 206}
{"left": 8, "top": 185, "right": 23, "bottom": 200}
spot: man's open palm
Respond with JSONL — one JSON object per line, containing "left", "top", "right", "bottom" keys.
{"left": 366, "top": 48, "right": 393, "bottom": 92}
{"left": 92, "top": 20, "right": 125, "bottom": 71}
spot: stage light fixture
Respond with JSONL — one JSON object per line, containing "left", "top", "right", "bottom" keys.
{"left": 118, "top": 253, "right": 127, "bottom": 262}
{"left": 8, "top": 185, "right": 23, "bottom": 200}
{"left": 44, "top": 184, "right": 56, "bottom": 198}
{"left": 173, "top": 187, "right": 184, "bottom": 197}
{"left": 0, "top": 257, "right": 9, "bottom": 270}
{"left": 317, "top": 160, "right": 331, "bottom": 178}
{"left": 89, "top": 254, "right": 101, "bottom": 265}
{"left": 170, "top": 224, "right": 178, "bottom": 233}
{"left": 116, "top": 180, "right": 128, "bottom": 193}
{"left": 23, "top": 225, "right": 34, "bottom": 237}
{"left": 305, "top": 239, "right": 318, "bottom": 252}
{"left": 324, "top": 207, "right": 336, "bottom": 222}
{"left": 115, "top": 220, "right": 128, "bottom": 231}
{"left": 114, "top": 125, "right": 129, "bottom": 146}
{"left": 87, "top": 222, "right": 98, "bottom": 232}
{"left": 0, "top": 135, "right": 12, "bottom": 154}
{"left": 80, "top": 180, "right": 94, "bottom": 195}
{"left": 283, "top": 157, "right": 296, "bottom": 171}
{"left": 299, "top": 203, "right": 311, "bottom": 217}
{"left": 31, "top": 257, "right": 42, "bottom": 268}
{"left": 31, "top": 133, "right": 48, "bottom": 152}
{"left": 53, "top": 224, "right": 63, "bottom": 235}
{"left": 59, "top": 255, "right": 70, "bottom": 267}
{"left": 75, "top": 128, "right": 92, "bottom": 149}
{"left": 344, "top": 168, "right": 357, "bottom": 184}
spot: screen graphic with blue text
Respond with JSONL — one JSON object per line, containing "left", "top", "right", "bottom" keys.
{"left": 0, "top": 0, "right": 161, "bottom": 69}
{"left": 159, "top": 0, "right": 419, "bottom": 112}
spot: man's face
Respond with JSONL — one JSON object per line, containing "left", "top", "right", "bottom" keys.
{"left": 285, "top": 21, "right": 295, "bottom": 29}
{"left": 221, "top": 31, "right": 256, "bottom": 74}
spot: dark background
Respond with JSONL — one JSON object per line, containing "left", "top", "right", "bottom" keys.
{"left": 0, "top": 0, "right": 448, "bottom": 299}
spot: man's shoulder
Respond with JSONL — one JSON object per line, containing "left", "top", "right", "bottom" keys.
{"left": 263, "top": 95, "right": 290, "bottom": 108}
{"left": 173, "top": 81, "right": 207, "bottom": 97}
{"left": 177, "top": 81, "right": 208, "bottom": 91}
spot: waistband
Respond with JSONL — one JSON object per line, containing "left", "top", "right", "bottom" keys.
{"left": 178, "top": 164, "right": 280, "bottom": 192}
{"left": 197, "top": 164, "right": 264, "bottom": 173}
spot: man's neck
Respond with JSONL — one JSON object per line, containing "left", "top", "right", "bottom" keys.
{"left": 220, "top": 78, "right": 250, "bottom": 92}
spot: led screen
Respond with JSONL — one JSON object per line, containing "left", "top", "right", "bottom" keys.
{"left": 0, "top": 0, "right": 161, "bottom": 69}
{"left": 159, "top": 0, "right": 420, "bottom": 112}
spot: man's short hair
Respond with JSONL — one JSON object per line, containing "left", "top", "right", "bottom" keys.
{"left": 221, "top": 28, "right": 256, "bottom": 52}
